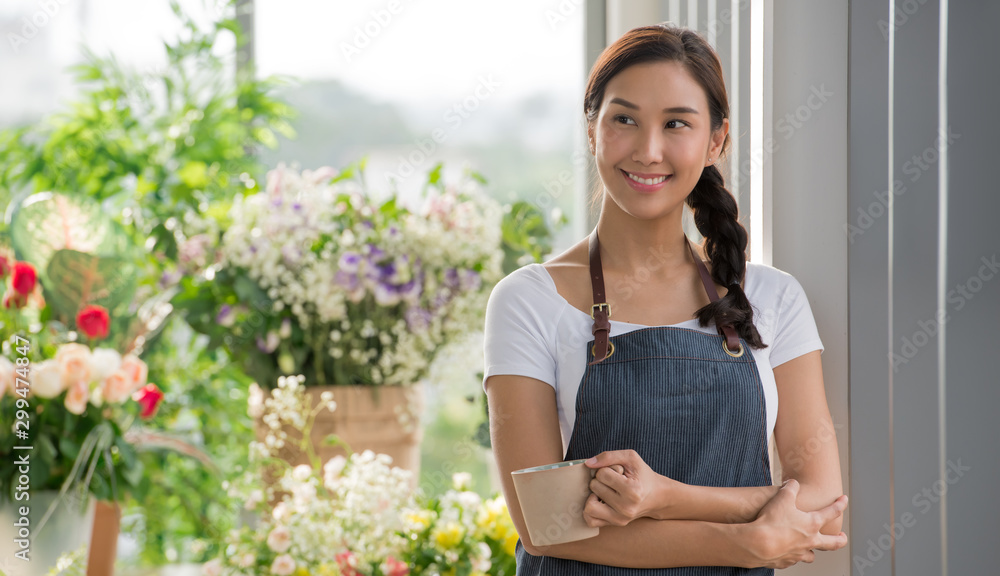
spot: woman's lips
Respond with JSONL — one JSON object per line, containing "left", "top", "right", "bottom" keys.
{"left": 621, "top": 169, "right": 672, "bottom": 192}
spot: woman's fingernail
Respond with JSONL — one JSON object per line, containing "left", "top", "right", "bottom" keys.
{"left": 586, "top": 457, "right": 597, "bottom": 466}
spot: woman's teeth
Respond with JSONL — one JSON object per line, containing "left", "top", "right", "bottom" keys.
{"left": 625, "top": 171, "right": 669, "bottom": 185}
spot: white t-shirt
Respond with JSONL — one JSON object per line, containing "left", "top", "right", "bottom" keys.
{"left": 482, "top": 261, "right": 824, "bottom": 458}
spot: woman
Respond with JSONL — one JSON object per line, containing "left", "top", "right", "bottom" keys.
{"left": 483, "top": 23, "right": 848, "bottom": 574}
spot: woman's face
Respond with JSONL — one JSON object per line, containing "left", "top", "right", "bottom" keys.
{"left": 589, "top": 60, "right": 728, "bottom": 221}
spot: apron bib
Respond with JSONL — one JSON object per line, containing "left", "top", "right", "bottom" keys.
{"left": 515, "top": 231, "right": 774, "bottom": 575}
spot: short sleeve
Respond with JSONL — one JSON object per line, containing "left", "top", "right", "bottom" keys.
{"left": 482, "top": 267, "right": 558, "bottom": 392}
{"left": 767, "top": 274, "right": 824, "bottom": 368}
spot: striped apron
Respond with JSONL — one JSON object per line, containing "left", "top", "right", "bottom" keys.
{"left": 515, "top": 231, "right": 773, "bottom": 575}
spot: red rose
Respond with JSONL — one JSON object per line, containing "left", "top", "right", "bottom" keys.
{"left": 11, "top": 262, "right": 37, "bottom": 295}
{"left": 132, "top": 383, "right": 164, "bottom": 419}
{"left": 3, "top": 290, "right": 27, "bottom": 309}
{"left": 76, "top": 304, "right": 111, "bottom": 340}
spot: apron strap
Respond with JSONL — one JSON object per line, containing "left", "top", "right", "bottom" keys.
{"left": 588, "top": 229, "right": 742, "bottom": 364}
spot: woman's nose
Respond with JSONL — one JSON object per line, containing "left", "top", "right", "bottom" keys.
{"left": 633, "top": 128, "right": 664, "bottom": 165}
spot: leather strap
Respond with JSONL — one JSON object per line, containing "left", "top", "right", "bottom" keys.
{"left": 588, "top": 229, "right": 742, "bottom": 364}
{"left": 589, "top": 230, "right": 612, "bottom": 365}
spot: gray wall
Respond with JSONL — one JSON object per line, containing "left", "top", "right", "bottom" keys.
{"left": 849, "top": 1, "right": 1000, "bottom": 574}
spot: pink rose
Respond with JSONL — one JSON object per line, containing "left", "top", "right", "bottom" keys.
{"left": 118, "top": 355, "right": 148, "bottom": 395}
{"left": 64, "top": 379, "right": 89, "bottom": 415}
{"left": 55, "top": 344, "right": 92, "bottom": 389}
{"left": 381, "top": 556, "right": 410, "bottom": 576}
{"left": 266, "top": 525, "right": 292, "bottom": 553}
{"left": 270, "top": 554, "right": 296, "bottom": 576}
{"left": 102, "top": 370, "right": 133, "bottom": 404}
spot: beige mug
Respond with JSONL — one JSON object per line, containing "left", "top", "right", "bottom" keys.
{"left": 511, "top": 458, "right": 600, "bottom": 547}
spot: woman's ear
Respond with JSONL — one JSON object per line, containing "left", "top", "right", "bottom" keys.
{"left": 707, "top": 117, "right": 730, "bottom": 164}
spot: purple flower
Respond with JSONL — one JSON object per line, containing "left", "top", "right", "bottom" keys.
{"left": 404, "top": 307, "right": 433, "bottom": 332}
{"left": 256, "top": 331, "right": 280, "bottom": 353}
{"left": 397, "top": 279, "right": 422, "bottom": 302}
{"left": 334, "top": 270, "right": 360, "bottom": 290}
{"left": 272, "top": 197, "right": 283, "bottom": 208}
{"left": 292, "top": 202, "right": 302, "bottom": 212}
{"left": 374, "top": 281, "right": 401, "bottom": 306}
{"left": 444, "top": 268, "right": 460, "bottom": 289}
{"left": 365, "top": 244, "right": 385, "bottom": 261}
{"left": 378, "top": 261, "right": 397, "bottom": 280}
{"left": 216, "top": 304, "right": 235, "bottom": 327}
{"left": 338, "top": 252, "right": 362, "bottom": 273}
{"left": 460, "top": 269, "right": 482, "bottom": 291}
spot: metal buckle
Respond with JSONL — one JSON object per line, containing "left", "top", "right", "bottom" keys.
{"left": 591, "top": 341, "right": 616, "bottom": 359}
{"left": 722, "top": 339, "right": 745, "bottom": 358}
{"left": 591, "top": 303, "right": 611, "bottom": 319}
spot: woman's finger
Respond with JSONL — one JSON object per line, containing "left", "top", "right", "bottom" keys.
{"left": 812, "top": 531, "right": 849, "bottom": 552}
{"left": 816, "top": 495, "right": 849, "bottom": 524}
{"left": 589, "top": 477, "right": 619, "bottom": 503}
{"left": 594, "top": 466, "right": 627, "bottom": 491}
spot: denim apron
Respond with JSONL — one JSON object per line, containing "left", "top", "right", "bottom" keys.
{"left": 515, "top": 231, "right": 773, "bottom": 575}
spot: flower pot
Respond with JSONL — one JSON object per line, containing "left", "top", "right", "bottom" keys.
{"left": 257, "top": 384, "right": 424, "bottom": 478}
{"left": 0, "top": 491, "right": 95, "bottom": 575}
{"left": 86, "top": 500, "right": 120, "bottom": 576}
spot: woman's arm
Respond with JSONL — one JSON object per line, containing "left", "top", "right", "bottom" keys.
{"left": 583, "top": 450, "right": 780, "bottom": 524}
{"left": 486, "top": 374, "right": 847, "bottom": 568}
{"left": 772, "top": 349, "right": 845, "bottom": 534}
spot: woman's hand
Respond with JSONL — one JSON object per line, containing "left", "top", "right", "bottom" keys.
{"left": 747, "top": 479, "right": 849, "bottom": 569}
{"left": 582, "top": 449, "right": 676, "bottom": 527}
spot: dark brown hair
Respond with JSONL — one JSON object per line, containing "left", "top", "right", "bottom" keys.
{"left": 584, "top": 22, "right": 766, "bottom": 349}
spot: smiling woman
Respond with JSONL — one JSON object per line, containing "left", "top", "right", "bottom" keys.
{"left": 484, "top": 22, "right": 848, "bottom": 575}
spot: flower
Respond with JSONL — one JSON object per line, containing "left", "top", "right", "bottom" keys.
{"left": 29, "top": 360, "right": 65, "bottom": 398}
{"left": 3, "top": 289, "right": 28, "bottom": 309}
{"left": 267, "top": 525, "right": 292, "bottom": 553}
{"left": 201, "top": 558, "right": 223, "bottom": 576}
{"left": 322, "top": 454, "right": 347, "bottom": 489}
{"left": 335, "top": 551, "right": 358, "bottom": 576}
{"left": 10, "top": 261, "right": 37, "bottom": 295}
{"left": 90, "top": 348, "right": 123, "bottom": 384}
{"left": 380, "top": 556, "right": 409, "bottom": 576}
{"left": 118, "top": 354, "right": 149, "bottom": 393}
{"left": 76, "top": 304, "right": 111, "bottom": 340}
{"left": 55, "top": 343, "right": 92, "bottom": 389}
{"left": 64, "top": 379, "right": 89, "bottom": 415}
{"left": 452, "top": 472, "right": 472, "bottom": 491}
{"left": 102, "top": 370, "right": 134, "bottom": 404}
{"left": 432, "top": 521, "right": 465, "bottom": 551}
{"left": 271, "top": 554, "right": 297, "bottom": 576}
{"left": 0, "top": 357, "right": 14, "bottom": 400}
{"left": 132, "top": 383, "right": 164, "bottom": 419}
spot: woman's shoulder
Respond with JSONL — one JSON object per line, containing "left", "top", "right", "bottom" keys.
{"left": 487, "top": 263, "right": 562, "bottom": 308}
{"left": 744, "top": 261, "right": 812, "bottom": 316}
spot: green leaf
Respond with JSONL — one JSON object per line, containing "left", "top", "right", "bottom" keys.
{"left": 45, "top": 250, "right": 137, "bottom": 320}
{"left": 177, "top": 161, "right": 209, "bottom": 189}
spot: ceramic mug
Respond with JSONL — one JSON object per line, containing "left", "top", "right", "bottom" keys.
{"left": 511, "top": 458, "right": 600, "bottom": 547}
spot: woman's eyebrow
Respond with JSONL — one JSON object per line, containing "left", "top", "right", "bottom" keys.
{"left": 608, "top": 97, "right": 699, "bottom": 115}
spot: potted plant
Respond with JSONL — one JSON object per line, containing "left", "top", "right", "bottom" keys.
{"left": 174, "top": 160, "right": 506, "bottom": 475}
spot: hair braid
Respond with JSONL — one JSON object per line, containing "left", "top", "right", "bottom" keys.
{"left": 687, "top": 165, "right": 767, "bottom": 349}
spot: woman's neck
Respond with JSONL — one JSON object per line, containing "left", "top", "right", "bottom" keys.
{"left": 594, "top": 207, "right": 696, "bottom": 277}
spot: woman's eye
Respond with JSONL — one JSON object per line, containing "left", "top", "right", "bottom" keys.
{"left": 614, "top": 115, "right": 636, "bottom": 126}
{"left": 665, "top": 120, "right": 688, "bottom": 129}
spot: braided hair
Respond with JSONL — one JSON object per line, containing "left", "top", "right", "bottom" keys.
{"left": 584, "top": 23, "right": 766, "bottom": 349}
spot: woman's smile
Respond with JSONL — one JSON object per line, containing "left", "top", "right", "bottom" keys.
{"left": 620, "top": 168, "right": 673, "bottom": 192}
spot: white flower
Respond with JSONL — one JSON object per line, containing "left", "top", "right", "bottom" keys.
{"left": 272, "top": 502, "right": 288, "bottom": 522}
{"left": 270, "top": 554, "right": 296, "bottom": 576}
{"left": 201, "top": 558, "right": 223, "bottom": 576}
{"left": 30, "top": 360, "right": 65, "bottom": 398}
{"left": 452, "top": 472, "right": 472, "bottom": 491}
{"left": 291, "top": 464, "right": 312, "bottom": 482}
{"left": 247, "top": 382, "right": 265, "bottom": 418}
{"left": 323, "top": 455, "right": 347, "bottom": 489}
{"left": 266, "top": 525, "right": 292, "bottom": 553}
{"left": 89, "top": 348, "right": 122, "bottom": 384}
{"left": 236, "top": 552, "right": 255, "bottom": 568}
{"left": 472, "top": 542, "right": 493, "bottom": 571}
{"left": 0, "top": 357, "right": 12, "bottom": 400}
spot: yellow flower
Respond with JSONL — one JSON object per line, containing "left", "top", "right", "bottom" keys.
{"left": 315, "top": 563, "right": 340, "bottom": 576}
{"left": 432, "top": 521, "right": 465, "bottom": 550}
{"left": 405, "top": 510, "right": 433, "bottom": 532}
{"left": 294, "top": 568, "right": 311, "bottom": 576}
{"left": 503, "top": 531, "right": 519, "bottom": 557}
